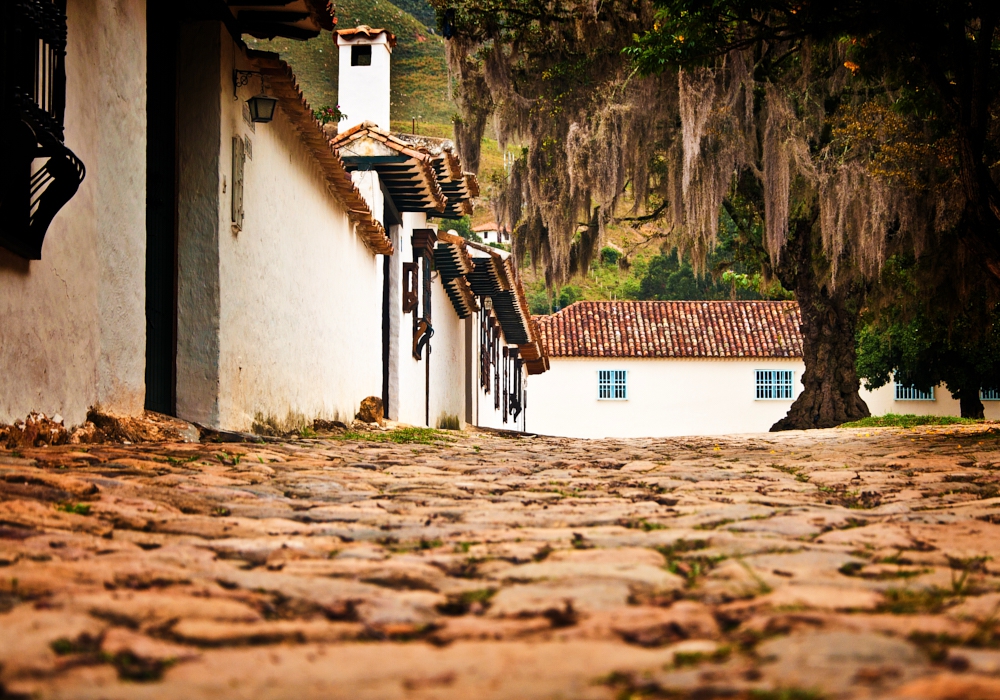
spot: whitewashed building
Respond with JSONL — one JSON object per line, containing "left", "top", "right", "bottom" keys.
{"left": 329, "top": 26, "right": 548, "bottom": 431}
{"left": 529, "top": 300, "right": 1000, "bottom": 439}
{"left": 0, "top": 7, "right": 547, "bottom": 434}
{"left": 472, "top": 222, "right": 510, "bottom": 247}
{"left": 1, "top": 1, "right": 375, "bottom": 430}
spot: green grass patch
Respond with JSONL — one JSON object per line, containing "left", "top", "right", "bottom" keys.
{"left": 333, "top": 427, "right": 452, "bottom": 445}
{"left": 841, "top": 414, "right": 982, "bottom": 428}
{"left": 694, "top": 518, "right": 736, "bottom": 530}
{"left": 672, "top": 646, "right": 732, "bottom": 668}
{"left": 878, "top": 587, "right": 954, "bottom": 614}
{"left": 620, "top": 518, "right": 667, "bottom": 532}
{"left": 56, "top": 503, "right": 91, "bottom": 516}
{"left": 749, "top": 690, "right": 825, "bottom": 700}
{"left": 771, "top": 463, "right": 810, "bottom": 482}
{"left": 437, "top": 588, "right": 497, "bottom": 615}
{"left": 655, "top": 539, "right": 725, "bottom": 585}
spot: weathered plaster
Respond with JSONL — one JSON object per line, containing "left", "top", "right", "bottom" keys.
{"left": 208, "top": 33, "right": 384, "bottom": 430}
{"left": 174, "top": 22, "right": 223, "bottom": 426}
{"left": 394, "top": 213, "right": 428, "bottom": 425}
{"left": 387, "top": 225, "right": 403, "bottom": 420}
{"left": 0, "top": 0, "right": 146, "bottom": 425}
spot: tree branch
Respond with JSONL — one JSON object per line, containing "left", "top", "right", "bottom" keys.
{"left": 614, "top": 200, "right": 668, "bottom": 223}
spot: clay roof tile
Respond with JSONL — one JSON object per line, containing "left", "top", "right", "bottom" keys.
{"left": 536, "top": 301, "right": 802, "bottom": 359}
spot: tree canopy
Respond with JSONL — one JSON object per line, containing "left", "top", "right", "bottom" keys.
{"left": 857, "top": 252, "right": 1000, "bottom": 419}
{"left": 434, "top": 0, "right": 1000, "bottom": 428}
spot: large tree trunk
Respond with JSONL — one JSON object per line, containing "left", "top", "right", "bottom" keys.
{"left": 956, "top": 386, "right": 985, "bottom": 419}
{"left": 771, "top": 217, "right": 870, "bottom": 431}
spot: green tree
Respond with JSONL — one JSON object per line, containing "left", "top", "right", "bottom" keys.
{"left": 857, "top": 255, "right": 1000, "bottom": 419}
{"left": 442, "top": 215, "right": 481, "bottom": 243}
{"left": 638, "top": 251, "right": 706, "bottom": 300}
{"left": 436, "top": 0, "right": 983, "bottom": 430}
{"left": 629, "top": 0, "right": 1000, "bottom": 281}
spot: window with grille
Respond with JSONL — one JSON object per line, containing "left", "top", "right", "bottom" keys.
{"left": 1, "top": 0, "right": 86, "bottom": 259}
{"left": 894, "top": 380, "right": 934, "bottom": 401}
{"left": 981, "top": 388, "right": 1000, "bottom": 401}
{"left": 598, "top": 370, "right": 627, "bottom": 400}
{"left": 756, "top": 370, "right": 794, "bottom": 399}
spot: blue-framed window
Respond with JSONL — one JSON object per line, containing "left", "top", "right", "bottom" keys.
{"left": 895, "top": 380, "right": 934, "bottom": 401}
{"left": 756, "top": 370, "right": 794, "bottom": 400}
{"left": 981, "top": 388, "right": 1000, "bottom": 401}
{"left": 598, "top": 370, "right": 627, "bottom": 400}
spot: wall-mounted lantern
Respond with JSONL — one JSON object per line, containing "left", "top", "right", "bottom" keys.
{"left": 246, "top": 93, "right": 278, "bottom": 123}
{"left": 234, "top": 70, "right": 277, "bottom": 123}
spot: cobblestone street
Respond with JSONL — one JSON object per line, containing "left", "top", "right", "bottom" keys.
{"left": 4, "top": 424, "right": 1000, "bottom": 699}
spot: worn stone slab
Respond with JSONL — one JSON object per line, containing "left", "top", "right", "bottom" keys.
{"left": 3, "top": 423, "right": 1000, "bottom": 698}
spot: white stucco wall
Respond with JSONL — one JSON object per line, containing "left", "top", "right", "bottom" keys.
{"left": 175, "top": 22, "right": 224, "bottom": 426}
{"left": 859, "top": 381, "right": 1000, "bottom": 420}
{"left": 392, "top": 214, "right": 430, "bottom": 426}
{"left": 0, "top": 0, "right": 147, "bottom": 426}
{"left": 527, "top": 358, "right": 1000, "bottom": 439}
{"left": 383, "top": 215, "right": 472, "bottom": 428}
{"left": 174, "top": 27, "right": 386, "bottom": 431}
{"left": 469, "top": 315, "right": 528, "bottom": 433}
{"left": 428, "top": 276, "right": 466, "bottom": 428}
{"left": 528, "top": 357, "right": 806, "bottom": 438}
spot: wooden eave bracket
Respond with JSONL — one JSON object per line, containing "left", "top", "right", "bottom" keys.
{"left": 331, "top": 125, "right": 451, "bottom": 214}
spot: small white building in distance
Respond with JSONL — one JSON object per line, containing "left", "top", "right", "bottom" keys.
{"left": 472, "top": 222, "right": 510, "bottom": 246}
{"left": 529, "top": 300, "right": 1000, "bottom": 438}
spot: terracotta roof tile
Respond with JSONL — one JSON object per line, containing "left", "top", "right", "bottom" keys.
{"left": 336, "top": 26, "right": 397, "bottom": 47}
{"left": 536, "top": 301, "right": 802, "bottom": 359}
{"left": 249, "top": 51, "right": 392, "bottom": 255}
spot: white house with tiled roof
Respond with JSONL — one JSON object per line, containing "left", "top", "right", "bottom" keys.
{"left": 530, "top": 301, "right": 806, "bottom": 437}
{"left": 530, "top": 300, "right": 1000, "bottom": 438}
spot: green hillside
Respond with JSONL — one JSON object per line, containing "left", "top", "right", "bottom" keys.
{"left": 385, "top": 0, "right": 437, "bottom": 28}
{"left": 247, "top": 0, "right": 453, "bottom": 125}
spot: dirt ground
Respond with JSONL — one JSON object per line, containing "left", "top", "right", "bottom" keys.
{"left": 3, "top": 422, "right": 1000, "bottom": 699}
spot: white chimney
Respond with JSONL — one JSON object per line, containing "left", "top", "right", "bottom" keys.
{"left": 336, "top": 27, "right": 394, "bottom": 133}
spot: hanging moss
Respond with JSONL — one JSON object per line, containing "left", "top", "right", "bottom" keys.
{"left": 442, "top": 3, "right": 961, "bottom": 293}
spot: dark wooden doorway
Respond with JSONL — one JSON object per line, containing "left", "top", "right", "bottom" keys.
{"left": 144, "top": 6, "right": 179, "bottom": 415}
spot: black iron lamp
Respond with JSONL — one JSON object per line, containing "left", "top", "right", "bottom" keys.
{"left": 234, "top": 70, "right": 278, "bottom": 123}
{"left": 246, "top": 93, "right": 278, "bottom": 123}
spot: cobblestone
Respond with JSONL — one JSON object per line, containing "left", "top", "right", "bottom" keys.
{"left": 3, "top": 423, "right": 1000, "bottom": 698}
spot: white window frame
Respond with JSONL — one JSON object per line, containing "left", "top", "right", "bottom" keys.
{"left": 755, "top": 369, "right": 795, "bottom": 400}
{"left": 598, "top": 369, "right": 628, "bottom": 400}
{"left": 894, "top": 380, "right": 934, "bottom": 401}
{"left": 981, "top": 388, "right": 1000, "bottom": 401}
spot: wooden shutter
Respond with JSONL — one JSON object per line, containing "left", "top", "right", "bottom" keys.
{"left": 231, "top": 135, "right": 244, "bottom": 231}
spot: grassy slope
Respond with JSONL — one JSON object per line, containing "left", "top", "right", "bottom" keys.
{"left": 248, "top": 0, "right": 453, "bottom": 124}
